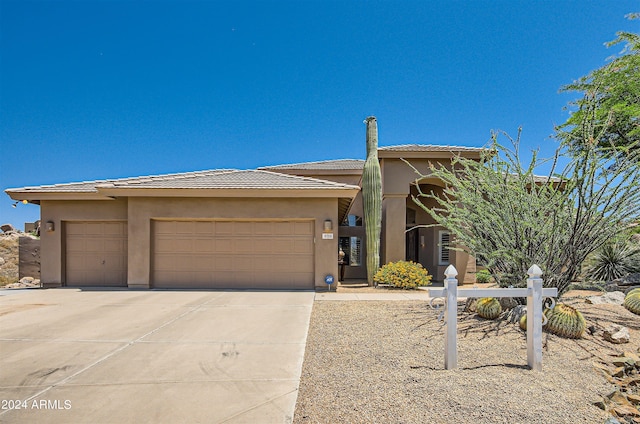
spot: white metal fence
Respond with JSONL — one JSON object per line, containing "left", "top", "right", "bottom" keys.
{"left": 424, "top": 264, "right": 557, "bottom": 371}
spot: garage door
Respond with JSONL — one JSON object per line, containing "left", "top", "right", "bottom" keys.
{"left": 152, "top": 220, "right": 314, "bottom": 289}
{"left": 65, "top": 221, "right": 127, "bottom": 287}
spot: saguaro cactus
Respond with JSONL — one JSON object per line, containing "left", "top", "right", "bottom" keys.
{"left": 363, "top": 116, "right": 382, "bottom": 285}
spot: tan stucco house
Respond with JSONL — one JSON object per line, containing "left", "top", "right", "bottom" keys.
{"left": 5, "top": 144, "right": 483, "bottom": 290}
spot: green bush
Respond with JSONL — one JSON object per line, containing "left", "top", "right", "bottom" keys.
{"left": 373, "top": 261, "right": 432, "bottom": 289}
{"left": 475, "top": 269, "right": 492, "bottom": 284}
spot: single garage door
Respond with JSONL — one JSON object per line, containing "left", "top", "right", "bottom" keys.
{"left": 65, "top": 221, "right": 128, "bottom": 287}
{"left": 152, "top": 220, "right": 314, "bottom": 289}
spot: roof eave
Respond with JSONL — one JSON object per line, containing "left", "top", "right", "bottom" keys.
{"left": 5, "top": 189, "right": 110, "bottom": 202}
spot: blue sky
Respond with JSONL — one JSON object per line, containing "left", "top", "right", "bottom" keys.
{"left": 1, "top": 0, "right": 638, "bottom": 228}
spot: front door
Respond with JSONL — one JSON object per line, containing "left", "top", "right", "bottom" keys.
{"left": 405, "top": 228, "right": 419, "bottom": 263}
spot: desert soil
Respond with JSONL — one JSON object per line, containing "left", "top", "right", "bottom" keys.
{"left": 294, "top": 291, "right": 639, "bottom": 423}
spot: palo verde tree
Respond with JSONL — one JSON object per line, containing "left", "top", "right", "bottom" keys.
{"left": 558, "top": 14, "right": 640, "bottom": 154}
{"left": 408, "top": 21, "right": 640, "bottom": 295}
{"left": 409, "top": 102, "right": 639, "bottom": 296}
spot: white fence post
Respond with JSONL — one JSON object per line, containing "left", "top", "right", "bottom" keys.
{"left": 444, "top": 264, "right": 458, "bottom": 370}
{"left": 526, "top": 264, "right": 544, "bottom": 371}
{"left": 425, "top": 263, "right": 555, "bottom": 371}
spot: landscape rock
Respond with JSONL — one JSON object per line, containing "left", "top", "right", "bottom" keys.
{"left": 0, "top": 257, "right": 4, "bottom": 266}
{"left": 604, "top": 324, "right": 631, "bottom": 344}
{"left": 609, "top": 273, "right": 640, "bottom": 287}
{"left": 19, "top": 276, "right": 34, "bottom": 285}
{"left": 587, "top": 291, "right": 626, "bottom": 305}
{"left": 499, "top": 297, "right": 519, "bottom": 311}
{"left": 1, "top": 223, "right": 16, "bottom": 233}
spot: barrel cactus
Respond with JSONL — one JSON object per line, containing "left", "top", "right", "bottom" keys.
{"left": 476, "top": 297, "right": 502, "bottom": 320}
{"left": 544, "top": 304, "right": 586, "bottom": 339}
{"left": 519, "top": 314, "right": 527, "bottom": 331}
{"left": 363, "top": 116, "right": 382, "bottom": 286}
{"left": 624, "top": 291, "right": 640, "bottom": 315}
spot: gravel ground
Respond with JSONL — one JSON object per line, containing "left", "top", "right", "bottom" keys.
{"left": 294, "top": 296, "right": 639, "bottom": 423}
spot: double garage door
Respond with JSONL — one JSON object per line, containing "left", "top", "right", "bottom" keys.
{"left": 152, "top": 220, "right": 315, "bottom": 290}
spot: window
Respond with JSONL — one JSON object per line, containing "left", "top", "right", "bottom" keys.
{"left": 341, "top": 214, "right": 363, "bottom": 227}
{"left": 438, "top": 231, "right": 451, "bottom": 265}
{"left": 339, "top": 236, "right": 362, "bottom": 266}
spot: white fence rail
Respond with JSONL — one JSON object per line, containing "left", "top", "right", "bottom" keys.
{"left": 423, "top": 264, "right": 557, "bottom": 371}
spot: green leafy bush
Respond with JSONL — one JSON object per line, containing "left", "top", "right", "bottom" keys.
{"left": 475, "top": 269, "right": 492, "bottom": 284}
{"left": 373, "top": 261, "right": 432, "bottom": 289}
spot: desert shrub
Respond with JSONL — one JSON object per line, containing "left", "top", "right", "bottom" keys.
{"left": 373, "top": 261, "right": 432, "bottom": 289}
{"left": 584, "top": 241, "right": 640, "bottom": 282}
{"left": 475, "top": 269, "right": 492, "bottom": 284}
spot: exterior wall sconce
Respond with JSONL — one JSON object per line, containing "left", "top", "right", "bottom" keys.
{"left": 45, "top": 221, "right": 55, "bottom": 232}
{"left": 323, "top": 219, "right": 333, "bottom": 232}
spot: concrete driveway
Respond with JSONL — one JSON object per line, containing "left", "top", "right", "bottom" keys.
{"left": 0, "top": 288, "right": 314, "bottom": 423}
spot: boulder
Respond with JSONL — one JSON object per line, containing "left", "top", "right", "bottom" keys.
{"left": 499, "top": 297, "right": 519, "bottom": 311}
{"left": 1, "top": 224, "right": 16, "bottom": 233}
{"left": 585, "top": 291, "right": 625, "bottom": 305}
{"left": 610, "top": 273, "right": 640, "bottom": 287}
{"left": 603, "top": 324, "right": 631, "bottom": 344}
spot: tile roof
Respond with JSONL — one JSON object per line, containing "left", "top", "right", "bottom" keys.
{"left": 259, "top": 159, "right": 365, "bottom": 171}
{"left": 7, "top": 169, "right": 235, "bottom": 193}
{"left": 379, "top": 144, "right": 486, "bottom": 152}
{"left": 97, "top": 170, "right": 360, "bottom": 190}
{"left": 7, "top": 169, "right": 360, "bottom": 194}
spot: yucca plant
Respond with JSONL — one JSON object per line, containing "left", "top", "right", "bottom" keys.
{"left": 363, "top": 116, "right": 382, "bottom": 286}
{"left": 583, "top": 241, "right": 640, "bottom": 282}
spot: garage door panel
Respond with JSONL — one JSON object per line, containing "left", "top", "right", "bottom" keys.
{"left": 193, "top": 238, "right": 214, "bottom": 252}
{"left": 65, "top": 221, "right": 127, "bottom": 287}
{"left": 273, "top": 222, "right": 292, "bottom": 234}
{"left": 175, "top": 222, "right": 196, "bottom": 234}
{"left": 214, "top": 255, "right": 234, "bottom": 271}
{"left": 104, "top": 239, "right": 126, "bottom": 252}
{"left": 294, "top": 240, "right": 313, "bottom": 254}
{"left": 235, "top": 239, "right": 254, "bottom": 253}
{"left": 294, "top": 221, "right": 313, "bottom": 235}
{"left": 215, "top": 222, "right": 233, "bottom": 235}
{"left": 254, "top": 222, "right": 273, "bottom": 234}
{"left": 193, "top": 221, "right": 214, "bottom": 234}
{"left": 152, "top": 220, "right": 314, "bottom": 289}
{"left": 291, "top": 258, "right": 313, "bottom": 273}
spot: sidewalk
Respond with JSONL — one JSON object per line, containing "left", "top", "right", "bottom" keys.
{"left": 315, "top": 291, "right": 432, "bottom": 301}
